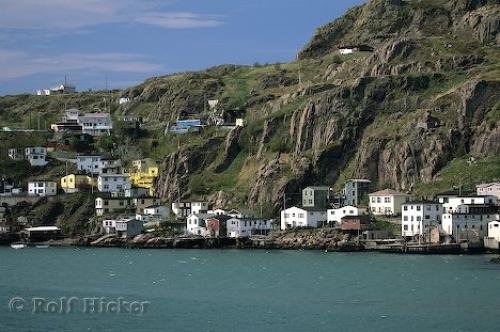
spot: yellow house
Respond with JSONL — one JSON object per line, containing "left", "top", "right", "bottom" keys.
{"left": 61, "top": 174, "right": 94, "bottom": 193}
{"left": 129, "top": 159, "right": 159, "bottom": 195}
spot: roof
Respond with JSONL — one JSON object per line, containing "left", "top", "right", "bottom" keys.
{"left": 403, "top": 200, "right": 439, "bottom": 205}
{"left": 303, "top": 186, "right": 330, "bottom": 191}
{"left": 284, "top": 206, "right": 326, "bottom": 212}
{"left": 144, "top": 205, "right": 166, "bottom": 209}
{"left": 341, "top": 215, "right": 371, "bottom": 221}
{"left": 477, "top": 182, "right": 500, "bottom": 188}
{"left": 26, "top": 226, "right": 60, "bottom": 232}
{"left": 369, "top": 189, "right": 409, "bottom": 196}
{"left": 346, "top": 179, "right": 371, "bottom": 183}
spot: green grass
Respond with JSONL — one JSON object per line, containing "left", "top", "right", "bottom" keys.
{"left": 414, "top": 155, "right": 500, "bottom": 197}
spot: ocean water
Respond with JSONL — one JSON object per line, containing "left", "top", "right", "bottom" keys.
{"left": 1, "top": 247, "right": 499, "bottom": 332}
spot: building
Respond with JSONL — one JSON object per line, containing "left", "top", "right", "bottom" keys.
{"left": 438, "top": 195, "right": 498, "bottom": 213}
{"left": 477, "top": 183, "right": 500, "bottom": 200}
{"left": 302, "top": 186, "right": 330, "bottom": 208}
{"left": 25, "top": 147, "right": 48, "bottom": 167}
{"left": 95, "top": 197, "right": 133, "bottom": 216}
{"left": 102, "top": 218, "right": 143, "bottom": 238}
{"left": 132, "top": 197, "right": 161, "bottom": 214}
{"left": 60, "top": 174, "right": 94, "bottom": 193}
{"left": 340, "top": 215, "right": 372, "bottom": 232}
{"left": 124, "top": 188, "right": 150, "bottom": 198}
{"left": 442, "top": 205, "right": 498, "bottom": 241}
{"left": 136, "top": 205, "right": 170, "bottom": 223}
{"left": 343, "top": 179, "right": 371, "bottom": 206}
{"left": 37, "top": 84, "right": 76, "bottom": 96}
{"left": 8, "top": 148, "right": 23, "bottom": 161}
{"left": 76, "top": 155, "right": 102, "bottom": 174}
{"left": 129, "top": 159, "right": 159, "bottom": 195}
{"left": 99, "top": 159, "right": 123, "bottom": 175}
{"left": 28, "top": 181, "right": 57, "bottom": 196}
{"left": 485, "top": 217, "right": 500, "bottom": 249}
{"left": 0, "top": 180, "right": 22, "bottom": 197}
{"left": 172, "top": 202, "right": 209, "bottom": 217}
{"left": 401, "top": 201, "right": 443, "bottom": 237}
{"left": 25, "top": 226, "right": 62, "bottom": 241}
{"left": 280, "top": 206, "right": 327, "bottom": 230}
{"left": 226, "top": 218, "right": 272, "bottom": 238}
{"left": 51, "top": 109, "right": 112, "bottom": 136}
{"left": 168, "top": 119, "right": 203, "bottom": 134}
{"left": 337, "top": 45, "right": 374, "bottom": 54}
{"left": 186, "top": 213, "right": 212, "bottom": 236}
{"left": 119, "top": 97, "right": 130, "bottom": 105}
{"left": 327, "top": 205, "right": 368, "bottom": 226}
{"left": 208, "top": 208, "right": 228, "bottom": 216}
{"left": 97, "top": 174, "right": 131, "bottom": 193}
{"left": 369, "top": 189, "right": 410, "bottom": 216}
{"left": 205, "top": 215, "right": 233, "bottom": 237}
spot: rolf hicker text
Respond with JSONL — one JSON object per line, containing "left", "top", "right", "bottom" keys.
{"left": 8, "top": 296, "right": 150, "bottom": 315}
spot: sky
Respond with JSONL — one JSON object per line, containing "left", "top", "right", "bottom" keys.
{"left": 0, "top": 0, "right": 365, "bottom": 96}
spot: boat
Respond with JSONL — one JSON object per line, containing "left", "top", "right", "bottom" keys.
{"left": 35, "top": 244, "right": 50, "bottom": 249}
{"left": 10, "top": 243, "right": 27, "bottom": 249}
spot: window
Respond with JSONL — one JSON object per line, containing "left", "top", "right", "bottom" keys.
{"left": 377, "top": 197, "right": 381, "bottom": 203}
{"left": 416, "top": 206, "right": 421, "bottom": 211}
{"left": 416, "top": 216, "right": 422, "bottom": 222}
{"left": 403, "top": 225, "right": 408, "bottom": 231}
{"left": 403, "top": 216, "right": 408, "bottom": 221}
{"left": 371, "top": 197, "right": 375, "bottom": 203}
{"left": 403, "top": 206, "right": 408, "bottom": 211}
{"left": 425, "top": 215, "right": 430, "bottom": 220}
{"left": 384, "top": 197, "right": 390, "bottom": 203}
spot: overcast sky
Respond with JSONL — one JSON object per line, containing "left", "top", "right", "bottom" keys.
{"left": 0, "top": 0, "right": 364, "bottom": 95}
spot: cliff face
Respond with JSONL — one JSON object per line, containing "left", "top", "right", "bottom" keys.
{"left": 148, "top": 0, "right": 500, "bottom": 212}
{"left": 2, "top": 0, "right": 497, "bottom": 215}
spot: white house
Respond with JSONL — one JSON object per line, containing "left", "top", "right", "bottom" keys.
{"left": 25, "top": 147, "right": 48, "bottom": 167}
{"left": 28, "top": 181, "right": 57, "bottom": 197}
{"left": 8, "top": 148, "right": 23, "bottom": 161}
{"left": 136, "top": 205, "right": 170, "bottom": 223}
{"left": 172, "top": 202, "right": 209, "bottom": 217}
{"left": 102, "top": 218, "right": 143, "bottom": 238}
{"left": 79, "top": 113, "right": 113, "bottom": 136}
{"left": 76, "top": 155, "right": 102, "bottom": 174}
{"left": 119, "top": 97, "right": 130, "bottom": 105}
{"left": 280, "top": 206, "right": 327, "bottom": 230}
{"left": 186, "top": 213, "right": 211, "bottom": 236}
{"left": 439, "top": 195, "right": 498, "bottom": 213}
{"left": 369, "top": 189, "right": 410, "bottom": 216}
{"left": 97, "top": 174, "right": 131, "bottom": 193}
{"left": 477, "top": 183, "right": 500, "bottom": 200}
{"left": 327, "top": 205, "right": 368, "bottom": 226}
{"left": 226, "top": 218, "right": 272, "bottom": 238}
{"left": 208, "top": 208, "right": 227, "bottom": 216}
{"left": 401, "top": 201, "right": 443, "bottom": 237}
{"left": 485, "top": 217, "right": 500, "bottom": 249}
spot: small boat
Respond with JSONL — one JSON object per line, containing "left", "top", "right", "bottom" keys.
{"left": 36, "top": 244, "right": 50, "bottom": 249}
{"left": 10, "top": 243, "right": 27, "bottom": 249}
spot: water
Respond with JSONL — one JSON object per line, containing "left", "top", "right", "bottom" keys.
{"left": 1, "top": 247, "right": 500, "bottom": 332}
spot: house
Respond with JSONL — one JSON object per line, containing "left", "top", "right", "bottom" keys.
{"left": 128, "top": 159, "right": 159, "bottom": 195}
{"left": 60, "top": 174, "right": 94, "bottom": 193}
{"left": 172, "top": 201, "right": 209, "bottom": 217}
{"left": 340, "top": 215, "right": 372, "bottom": 232}
{"left": 0, "top": 180, "right": 22, "bottom": 196}
{"left": 124, "top": 188, "right": 150, "bottom": 198}
{"left": 132, "top": 197, "right": 161, "bottom": 214}
{"left": 205, "top": 215, "right": 233, "bottom": 237}
{"left": 484, "top": 217, "right": 500, "bottom": 249}
{"left": 343, "top": 179, "right": 371, "bottom": 206}
{"left": 186, "top": 213, "right": 212, "bottom": 236}
{"left": 37, "top": 84, "right": 76, "bottom": 96}
{"left": 208, "top": 208, "right": 228, "bottom": 216}
{"left": 97, "top": 174, "right": 131, "bottom": 193}
{"left": 99, "top": 159, "right": 123, "bottom": 175}
{"left": 476, "top": 183, "right": 500, "bottom": 200}
{"left": 79, "top": 113, "right": 113, "bottom": 136}
{"left": 76, "top": 155, "right": 102, "bottom": 174}
{"left": 441, "top": 205, "right": 498, "bottom": 241}
{"left": 136, "top": 205, "right": 170, "bottom": 223}
{"left": 438, "top": 195, "right": 498, "bottom": 213}
{"left": 25, "top": 147, "right": 48, "bottom": 167}
{"left": 8, "top": 148, "right": 24, "bottom": 161}
{"left": 119, "top": 97, "right": 130, "bottom": 105}
{"left": 302, "top": 186, "right": 331, "bottom": 208}
{"left": 52, "top": 109, "right": 112, "bottom": 136}
{"left": 95, "top": 197, "right": 133, "bottom": 216}
{"left": 327, "top": 205, "right": 368, "bottom": 226}
{"left": 235, "top": 119, "right": 245, "bottom": 127}
{"left": 0, "top": 219, "right": 21, "bottom": 234}
{"left": 369, "top": 189, "right": 410, "bottom": 216}
{"left": 337, "top": 44, "right": 374, "bottom": 54}
{"left": 28, "top": 181, "right": 57, "bottom": 196}
{"left": 401, "top": 201, "right": 443, "bottom": 237}
{"left": 168, "top": 119, "right": 203, "bottom": 134}
{"left": 102, "top": 218, "right": 143, "bottom": 238}
{"left": 280, "top": 206, "right": 327, "bottom": 230}
{"left": 226, "top": 218, "right": 272, "bottom": 238}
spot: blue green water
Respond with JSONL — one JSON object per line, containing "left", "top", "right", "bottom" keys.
{"left": 1, "top": 247, "right": 500, "bottom": 332}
